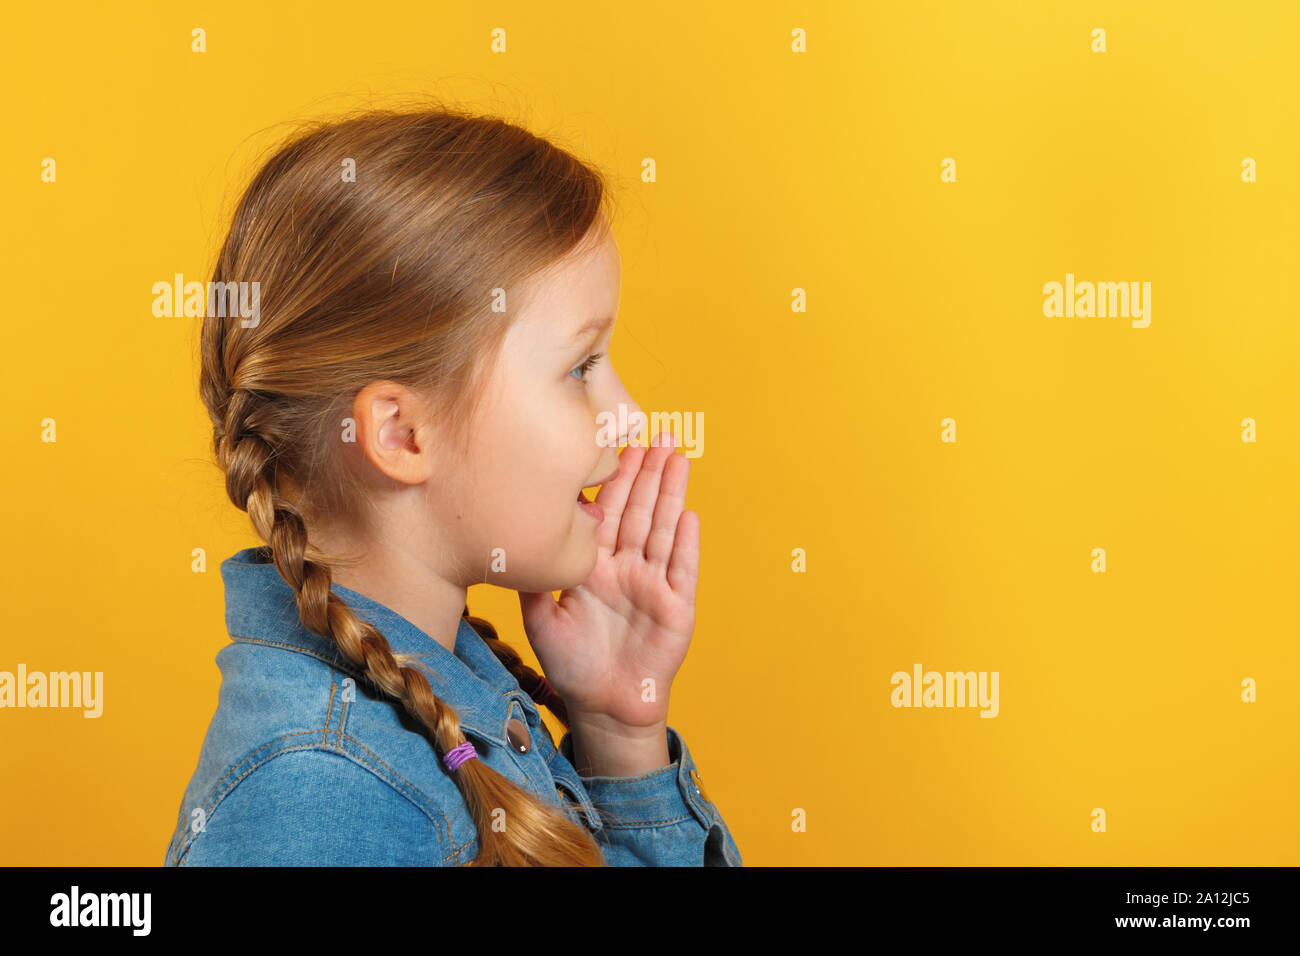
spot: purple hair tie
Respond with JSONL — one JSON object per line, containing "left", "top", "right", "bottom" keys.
{"left": 443, "top": 740, "right": 478, "bottom": 773}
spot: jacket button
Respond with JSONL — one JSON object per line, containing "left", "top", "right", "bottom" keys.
{"left": 506, "top": 717, "right": 531, "bottom": 754}
{"left": 689, "top": 768, "right": 709, "bottom": 803}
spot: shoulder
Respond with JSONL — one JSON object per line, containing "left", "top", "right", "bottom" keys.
{"left": 167, "top": 639, "right": 477, "bottom": 866}
{"left": 176, "top": 747, "right": 470, "bottom": 866}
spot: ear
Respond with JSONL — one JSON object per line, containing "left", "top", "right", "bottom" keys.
{"left": 350, "top": 381, "right": 438, "bottom": 485}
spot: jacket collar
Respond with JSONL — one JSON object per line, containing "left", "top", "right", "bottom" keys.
{"left": 220, "top": 546, "right": 535, "bottom": 745}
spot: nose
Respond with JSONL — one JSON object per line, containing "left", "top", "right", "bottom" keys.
{"left": 590, "top": 373, "right": 643, "bottom": 479}
{"left": 605, "top": 372, "right": 644, "bottom": 446}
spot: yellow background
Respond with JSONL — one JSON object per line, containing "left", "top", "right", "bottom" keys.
{"left": 2, "top": 0, "right": 1297, "bottom": 865}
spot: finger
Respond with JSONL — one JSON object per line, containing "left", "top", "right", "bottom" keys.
{"left": 644, "top": 449, "right": 689, "bottom": 568}
{"left": 616, "top": 431, "right": 677, "bottom": 557}
{"left": 666, "top": 509, "right": 700, "bottom": 605}
{"left": 593, "top": 442, "right": 645, "bottom": 554}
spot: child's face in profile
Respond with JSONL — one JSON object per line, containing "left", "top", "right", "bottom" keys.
{"left": 438, "top": 226, "right": 643, "bottom": 591}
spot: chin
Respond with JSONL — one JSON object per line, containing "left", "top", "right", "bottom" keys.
{"left": 508, "top": 535, "right": 598, "bottom": 593}
{"left": 555, "top": 539, "right": 599, "bottom": 589}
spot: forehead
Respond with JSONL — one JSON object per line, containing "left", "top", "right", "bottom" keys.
{"left": 513, "top": 230, "right": 621, "bottom": 338}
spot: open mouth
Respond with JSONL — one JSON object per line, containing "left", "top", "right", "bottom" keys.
{"left": 576, "top": 467, "right": 617, "bottom": 520}
{"left": 576, "top": 488, "right": 603, "bottom": 521}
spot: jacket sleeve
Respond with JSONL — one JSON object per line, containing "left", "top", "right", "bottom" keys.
{"left": 175, "top": 749, "right": 459, "bottom": 866}
{"left": 554, "top": 724, "right": 743, "bottom": 867}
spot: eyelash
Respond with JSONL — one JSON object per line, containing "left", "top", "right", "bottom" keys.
{"left": 570, "top": 352, "right": 605, "bottom": 383}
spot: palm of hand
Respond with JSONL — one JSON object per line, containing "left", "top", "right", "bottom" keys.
{"left": 517, "top": 434, "right": 699, "bottom": 729}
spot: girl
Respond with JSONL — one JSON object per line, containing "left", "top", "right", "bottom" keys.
{"left": 163, "top": 105, "right": 742, "bottom": 867}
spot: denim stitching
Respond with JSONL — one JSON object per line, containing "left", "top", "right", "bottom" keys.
{"left": 219, "top": 640, "right": 475, "bottom": 853}
{"left": 180, "top": 743, "right": 416, "bottom": 862}
{"left": 167, "top": 806, "right": 185, "bottom": 866}
{"left": 544, "top": 750, "right": 604, "bottom": 829}
{"left": 332, "top": 732, "right": 439, "bottom": 799}
{"left": 180, "top": 722, "right": 460, "bottom": 863}
{"left": 228, "top": 635, "right": 349, "bottom": 666}
{"left": 204, "top": 729, "right": 324, "bottom": 811}
{"left": 582, "top": 764, "right": 713, "bottom": 828}
{"left": 185, "top": 699, "right": 468, "bottom": 858}
{"left": 322, "top": 681, "right": 336, "bottom": 748}
{"left": 328, "top": 733, "right": 469, "bottom": 861}
{"left": 551, "top": 776, "right": 604, "bottom": 830}
{"left": 175, "top": 740, "right": 460, "bottom": 865}
{"left": 331, "top": 732, "right": 474, "bottom": 859}
{"left": 579, "top": 762, "right": 678, "bottom": 785}
{"left": 332, "top": 731, "right": 468, "bottom": 849}
{"left": 208, "top": 637, "right": 545, "bottom": 861}
{"left": 596, "top": 811, "right": 696, "bottom": 828}
{"left": 327, "top": 670, "right": 350, "bottom": 748}
{"left": 545, "top": 737, "right": 618, "bottom": 830}
{"left": 229, "top": 634, "right": 499, "bottom": 742}
{"left": 335, "top": 683, "right": 349, "bottom": 748}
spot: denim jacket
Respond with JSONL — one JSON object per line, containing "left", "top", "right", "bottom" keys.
{"left": 163, "top": 547, "right": 742, "bottom": 866}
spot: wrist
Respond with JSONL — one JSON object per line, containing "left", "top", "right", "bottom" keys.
{"left": 567, "top": 715, "right": 671, "bottom": 778}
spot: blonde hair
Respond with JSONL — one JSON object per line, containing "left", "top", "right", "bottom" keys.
{"left": 199, "top": 103, "right": 624, "bottom": 865}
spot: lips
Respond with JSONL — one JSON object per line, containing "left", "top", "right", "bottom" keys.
{"left": 576, "top": 466, "right": 618, "bottom": 520}
{"left": 576, "top": 491, "right": 604, "bottom": 522}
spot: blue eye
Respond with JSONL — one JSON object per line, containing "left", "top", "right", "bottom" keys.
{"left": 570, "top": 352, "right": 604, "bottom": 382}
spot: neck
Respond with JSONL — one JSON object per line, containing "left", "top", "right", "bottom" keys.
{"left": 309, "top": 532, "right": 467, "bottom": 655}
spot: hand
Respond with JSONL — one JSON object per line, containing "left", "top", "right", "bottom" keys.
{"left": 517, "top": 431, "right": 699, "bottom": 732}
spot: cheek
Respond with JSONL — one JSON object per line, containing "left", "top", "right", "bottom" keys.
{"left": 466, "top": 390, "right": 595, "bottom": 520}
{"left": 473, "top": 425, "right": 577, "bottom": 520}
{"left": 523, "top": 399, "right": 598, "bottom": 487}
{"left": 454, "top": 428, "right": 600, "bottom": 586}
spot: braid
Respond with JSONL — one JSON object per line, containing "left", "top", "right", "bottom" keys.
{"left": 218, "top": 399, "right": 606, "bottom": 866}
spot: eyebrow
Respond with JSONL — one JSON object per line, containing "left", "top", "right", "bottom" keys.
{"left": 568, "top": 316, "right": 614, "bottom": 344}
